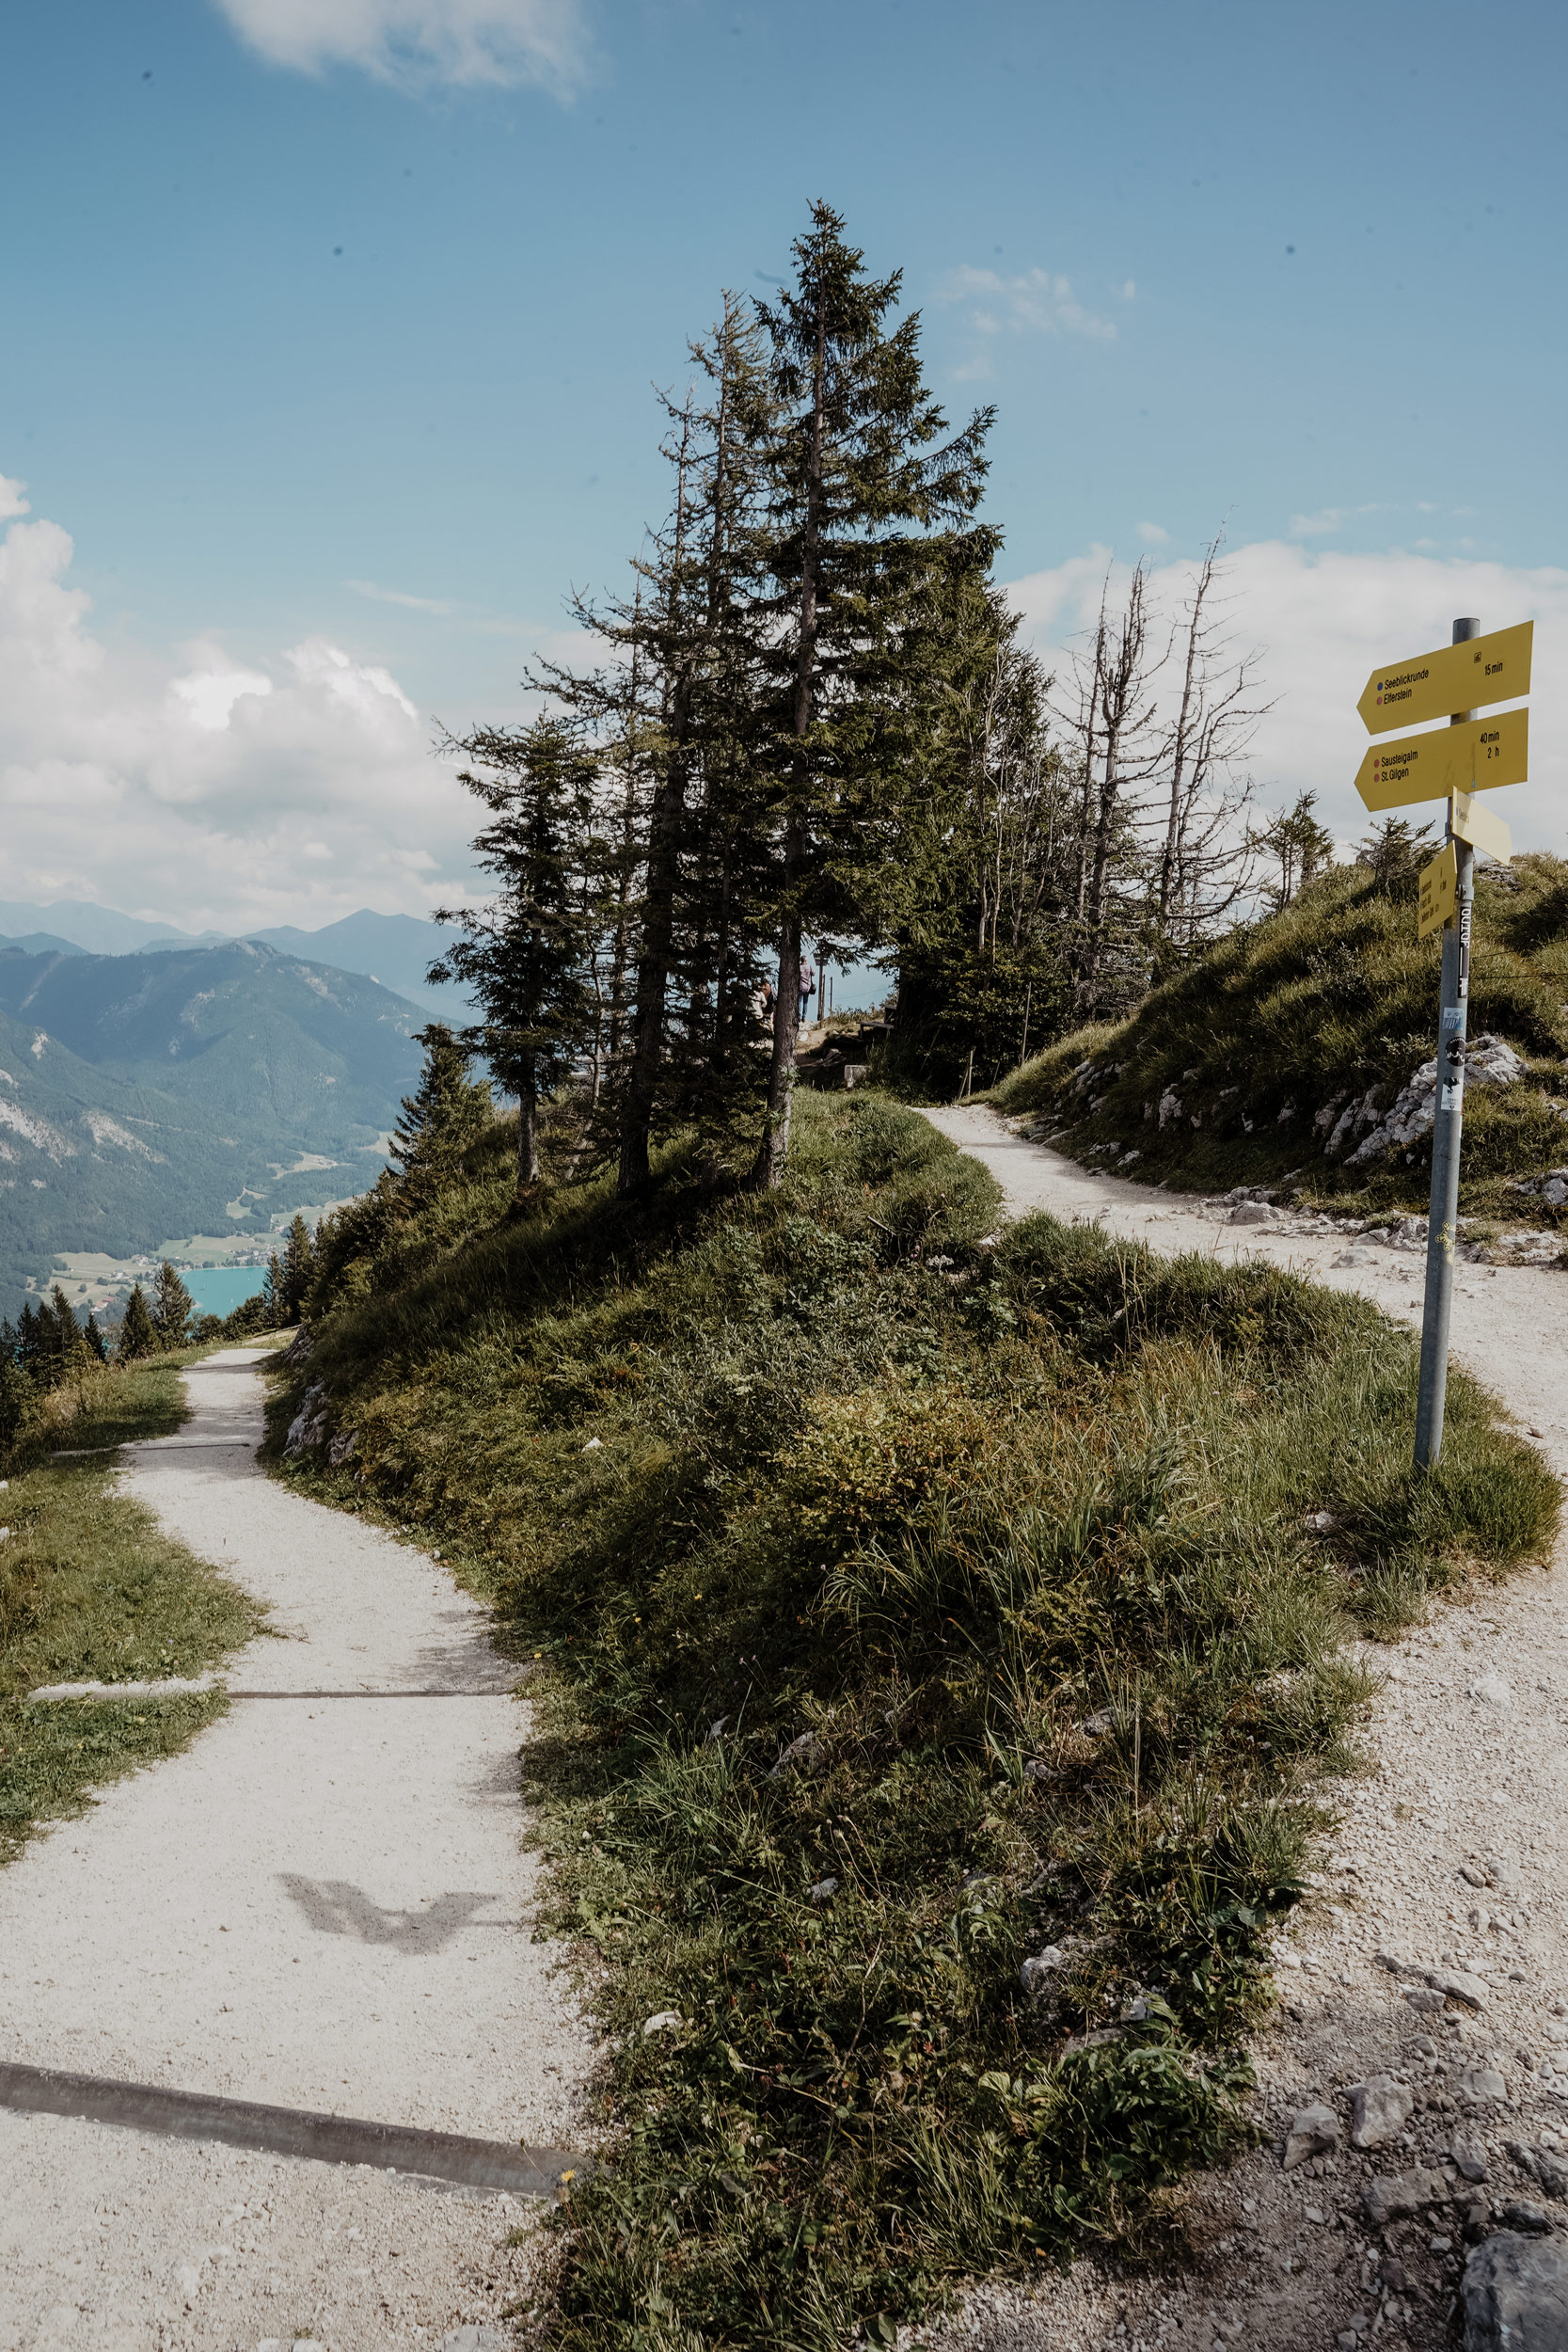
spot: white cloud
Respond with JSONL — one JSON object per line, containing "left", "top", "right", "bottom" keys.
{"left": 212, "top": 0, "right": 589, "bottom": 91}
{"left": 0, "top": 490, "right": 499, "bottom": 934}
{"left": 0, "top": 474, "right": 29, "bottom": 521}
{"left": 172, "top": 656, "right": 275, "bottom": 732}
{"left": 1006, "top": 539, "right": 1568, "bottom": 857}
{"left": 347, "top": 578, "right": 457, "bottom": 615}
{"left": 1289, "top": 502, "right": 1381, "bottom": 539}
{"left": 941, "top": 265, "right": 1118, "bottom": 348}
{"left": 1136, "top": 521, "right": 1169, "bottom": 546}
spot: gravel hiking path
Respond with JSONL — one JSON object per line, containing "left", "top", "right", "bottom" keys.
{"left": 924, "top": 1107, "right": 1568, "bottom": 2352}
{"left": 0, "top": 1346, "right": 592, "bottom": 2352}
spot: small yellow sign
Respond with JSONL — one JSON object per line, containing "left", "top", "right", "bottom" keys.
{"left": 1354, "top": 707, "right": 1528, "bottom": 811}
{"left": 1358, "top": 621, "right": 1533, "bottom": 735}
{"left": 1418, "top": 843, "right": 1458, "bottom": 939}
{"left": 1449, "top": 787, "right": 1513, "bottom": 865}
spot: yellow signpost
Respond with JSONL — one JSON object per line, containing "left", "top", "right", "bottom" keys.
{"left": 1417, "top": 842, "right": 1458, "bottom": 939}
{"left": 1449, "top": 787, "right": 1512, "bottom": 865}
{"left": 1354, "top": 706, "right": 1528, "bottom": 811}
{"left": 1353, "top": 615, "right": 1534, "bottom": 1476}
{"left": 1356, "top": 620, "right": 1533, "bottom": 734}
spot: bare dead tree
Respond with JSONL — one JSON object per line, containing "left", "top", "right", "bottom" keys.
{"left": 1152, "top": 534, "right": 1271, "bottom": 957}
{"left": 1055, "top": 563, "right": 1165, "bottom": 1018}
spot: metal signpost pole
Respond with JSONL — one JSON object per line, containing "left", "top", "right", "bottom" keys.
{"left": 1413, "top": 615, "right": 1481, "bottom": 1470}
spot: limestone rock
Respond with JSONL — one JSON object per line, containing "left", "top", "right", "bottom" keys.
{"left": 769, "top": 1731, "right": 824, "bottom": 1779}
{"left": 1457, "top": 2066, "right": 1509, "bottom": 2105}
{"left": 1351, "top": 2075, "right": 1416, "bottom": 2150}
{"left": 1462, "top": 2234, "right": 1568, "bottom": 2352}
{"left": 1283, "top": 2102, "right": 1341, "bottom": 2169}
{"left": 1362, "top": 2168, "right": 1446, "bottom": 2227}
{"left": 1430, "top": 1965, "right": 1491, "bottom": 2010}
{"left": 1021, "top": 1946, "right": 1069, "bottom": 1993}
{"left": 1449, "top": 2133, "right": 1490, "bottom": 2183}
{"left": 283, "top": 1380, "right": 330, "bottom": 1458}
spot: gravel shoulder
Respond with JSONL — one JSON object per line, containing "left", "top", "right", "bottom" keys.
{"left": 0, "top": 1345, "right": 591, "bottom": 2352}
{"left": 924, "top": 1107, "right": 1568, "bottom": 2352}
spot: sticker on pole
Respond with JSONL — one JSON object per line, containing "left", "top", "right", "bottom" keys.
{"left": 1357, "top": 621, "right": 1533, "bottom": 735}
{"left": 1418, "top": 842, "right": 1458, "bottom": 939}
{"left": 1355, "top": 707, "right": 1528, "bottom": 811}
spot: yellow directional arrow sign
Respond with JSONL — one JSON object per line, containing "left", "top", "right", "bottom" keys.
{"left": 1418, "top": 843, "right": 1457, "bottom": 939}
{"left": 1449, "top": 787, "right": 1513, "bottom": 865}
{"left": 1354, "top": 707, "right": 1528, "bottom": 811}
{"left": 1358, "top": 620, "right": 1533, "bottom": 734}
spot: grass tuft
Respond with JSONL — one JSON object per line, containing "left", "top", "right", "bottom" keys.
{"left": 0, "top": 1353, "right": 263, "bottom": 1862}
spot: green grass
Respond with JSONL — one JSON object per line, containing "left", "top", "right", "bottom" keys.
{"left": 0, "top": 1356, "right": 264, "bottom": 1864}
{"left": 272, "top": 1092, "right": 1560, "bottom": 2349}
{"left": 990, "top": 854, "right": 1568, "bottom": 1219}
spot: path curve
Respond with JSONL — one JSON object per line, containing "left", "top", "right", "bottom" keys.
{"left": 0, "top": 1346, "right": 590, "bottom": 2352}
{"left": 926, "top": 1108, "right": 1568, "bottom": 2352}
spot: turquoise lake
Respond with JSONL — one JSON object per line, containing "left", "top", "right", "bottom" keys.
{"left": 182, "top": 1266, "right": 270, "bottom": 1317}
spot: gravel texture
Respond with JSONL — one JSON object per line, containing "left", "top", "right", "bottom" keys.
{"left": 922, "top": 1110, "right": 1568, "bottom": 2352}
{"left": 0, "top": 1346, "right": 592, "bottom": 2352}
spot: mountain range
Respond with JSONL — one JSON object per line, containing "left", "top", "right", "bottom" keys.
{"left": 0, "top": 900, "right": 471, "bottom": 1024}
{"left": 0, "top": 938, "right": 432, "bottom": 1316}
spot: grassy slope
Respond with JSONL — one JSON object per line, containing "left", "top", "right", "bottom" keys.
{"left": 991, "top": 854, "right": 1568, "bottom": 1217}
{"left": 273, "top": 1095, "right": 1558, "bottom": 2349}
{"left": 0, "top": 1355, "right": 264, "bottom": 1863}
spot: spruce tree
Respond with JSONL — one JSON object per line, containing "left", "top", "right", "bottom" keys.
{"left": 150, "top": 1263, "right": 195, "bottom": 1351}
{"left": 430, "top": 723, "right": 595, "bottom": 1194}
{"left": 0, "top": 1345, "right": 31, "bottom": 1455}
{"left": 749, "top": 205, "right": 999, "bottom": 1184}
{"left": 15, "top": 1301, "right": 43, "bottom": 1376}
{"left": 278, "top": 1215, "right": 316, "bottom": 1321}
{"left": 84, "top": 1311, "right": 109, "bottom": 1363}
{"left": 533, "top": 294, "right": 774, "bottom": 1189}
{"left": 389, "top": 1025, "right": 494, "bottom": 1180}
{"left": 118, "top": 1283, "right": 157, "bottom": 1361}
{"left": 48, "top": 1286, "right": 88, "bottom": 1376}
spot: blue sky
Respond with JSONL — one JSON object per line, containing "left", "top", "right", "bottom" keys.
{"left": 3, "top": 0, "right": 1566, "bottom": 936}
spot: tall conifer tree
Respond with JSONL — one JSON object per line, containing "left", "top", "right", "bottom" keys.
{"left": 749, "top": 205, "right": 999, "bottom": 1184}
{"left": 432, "top": 720, "right": 596, "bottom": 1194}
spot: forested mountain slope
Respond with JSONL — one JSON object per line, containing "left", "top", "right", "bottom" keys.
{"left": 992, "top": 853, "right": 1568, "bottom": 1216}
{"left": 0, "top": 941, "right": 426, "bottom": 1311}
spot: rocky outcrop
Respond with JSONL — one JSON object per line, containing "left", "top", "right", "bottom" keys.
{"left": 284, "top": 1380, "right": 330, "bottom": 1457}
{"left": 1329, "top": 1034, "right": 1528, "bottom": 1167}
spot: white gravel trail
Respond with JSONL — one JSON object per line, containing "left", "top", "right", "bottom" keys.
{"left": 0, "top": 1346, "right": 591, "bottom": 2352}
{"left": 925, "top": 1109, "right": 1568, "bottom": 2352}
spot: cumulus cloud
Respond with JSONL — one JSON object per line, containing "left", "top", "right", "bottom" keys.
{"left": 0, "top": 474, "right": 29, "bottom": 521}
{"left": 947, "top": 264, "right": 1119, "bottom": 340}
{"left": 211, "top": 0, "right": 590, "bottom": 91}
{"left": 1006, "top": 539, "right": 1568, "bottom": 857}
{"left": 940, "top": 264, "right": 1119, "bottom": 369}
{"left": 0, "top": 489, "right": 499, "bottom": 933}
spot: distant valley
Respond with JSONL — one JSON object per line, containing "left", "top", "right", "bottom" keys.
{"left": 0, "top": 937, "right": 433, "bottom": 1316}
